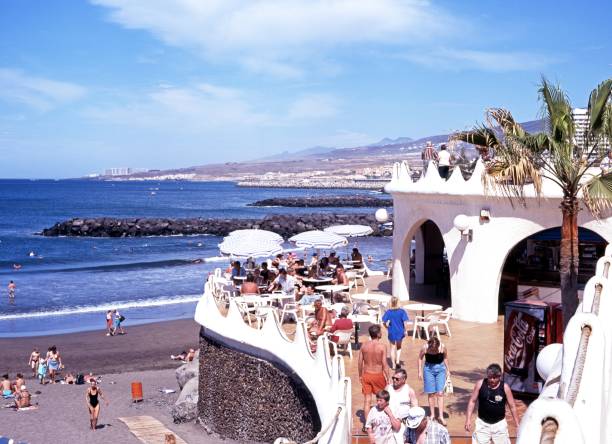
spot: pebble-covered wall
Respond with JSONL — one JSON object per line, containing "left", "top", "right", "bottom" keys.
{"left": 197, "top": 328, "right": 320, "bottom": 443}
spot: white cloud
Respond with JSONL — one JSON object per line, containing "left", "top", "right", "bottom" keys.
{"left": 288, "top": 94, "right": 338, "bottom": 120}
{"left": 402, "top": 48, "right": 556, "bottom": 72}
{"left": 91, "top": 0, "right": 458, "bottom": 77}
{"left": 82, "top": 81, "right": 337, "bottom": 129}
{"left": 0, "top": 68, "right": 87, "bottom": 111}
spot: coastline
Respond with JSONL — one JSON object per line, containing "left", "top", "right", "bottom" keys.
{"left": 0, "top": 318, "right": 200, "bottom": 376}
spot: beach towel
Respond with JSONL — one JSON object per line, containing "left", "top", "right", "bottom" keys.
{"left": 17, "top": 405, "right": 38, "bottom": 411}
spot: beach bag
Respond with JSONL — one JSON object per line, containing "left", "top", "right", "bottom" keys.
{"left": 76, "top": 373, "right": 85, "bottom": 385}
{"left": 119, "top": 315, "right": 126, "bottom": 322}
{"left": 444, "top": 376, "right": 454, "bottom": 394}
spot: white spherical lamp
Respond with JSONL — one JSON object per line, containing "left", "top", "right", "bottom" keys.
{"left": 375, "top": 208, "right": 389, "bottom": 223}
{"left": 453, "top": 214, "right": 469, "bottom": 232}
{"left": 536, "top": 343, "right": 563, "bottom": 381}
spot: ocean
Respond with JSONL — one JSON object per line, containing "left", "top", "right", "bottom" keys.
{"left": 0, "top": 180, "right": 391, "bottom": 337}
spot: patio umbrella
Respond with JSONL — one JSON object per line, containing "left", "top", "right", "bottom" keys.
{"left": 288, "top": 230, "right": 348, "bottom": 250}
{"left": 324, "top": 224, "right": 373, "bottom": 237}
{"left": 227, "top": 229, "right": 284, "bottom": 244}
{"left": 218, "top": 238, "right": 283, "bottom": 259}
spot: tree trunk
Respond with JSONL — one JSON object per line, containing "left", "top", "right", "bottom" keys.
{"left": 559, "top": 197, "right": 579, "bottom": 330}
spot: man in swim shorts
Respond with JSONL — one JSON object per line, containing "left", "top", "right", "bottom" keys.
{"left": 358, "top": 324, "right": 390, "bottom": 424}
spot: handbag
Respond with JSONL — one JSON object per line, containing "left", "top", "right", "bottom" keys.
{"left": 444, "top": 376, "right": 454, "bottom": 394}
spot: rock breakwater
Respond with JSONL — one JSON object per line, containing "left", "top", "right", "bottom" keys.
{"left": 248, "top": 195, "right": 392, "bottom": 207}
{"left": 41, "top": 213, "right": 392, "bottom": 238}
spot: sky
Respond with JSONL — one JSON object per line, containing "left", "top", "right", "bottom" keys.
{"left": 0, "top": 0, "right": 610, "bottom": 178}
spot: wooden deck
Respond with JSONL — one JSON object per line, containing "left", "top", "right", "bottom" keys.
{"left": 118, "top": 415, "right": 188, "bottom": 444}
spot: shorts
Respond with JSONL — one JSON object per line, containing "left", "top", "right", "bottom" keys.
{"left": 423, "top": 363, "right": 446, "bottom": 393}
{"left": 473, "top": 418, "right": 510, "bottom": 444}
{"left": 361, "top": 372, "right": 387, "bottom": 395}
{"left": 2, "top": 389, "right": 12, "bottom": 397}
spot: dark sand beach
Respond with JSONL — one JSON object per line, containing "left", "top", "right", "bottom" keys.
{"left": 0, "top": 318, "right": 239, "bottom": 444}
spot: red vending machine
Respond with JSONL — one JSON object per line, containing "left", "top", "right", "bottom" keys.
{"left": 503, "top": 300, "right": 563, "bottom": 395}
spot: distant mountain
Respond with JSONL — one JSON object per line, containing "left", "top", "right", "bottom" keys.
{"left": 368, "top": 136, "right": 413, "bottom": 147}
{"left": 258, "top": 145, "right": 336, "bottom": 161}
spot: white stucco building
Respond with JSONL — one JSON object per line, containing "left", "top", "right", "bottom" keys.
{"left": 385, "top": 159, "right": 612, "bottom": 323}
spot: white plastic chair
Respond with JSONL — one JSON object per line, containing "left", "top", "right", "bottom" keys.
{"left": 327, "top": 329, "right": 354, "bottom": 358}
{"left": 430, "top": 308, "right": 453, "bottom": 337}
{"left": 411, "top": 314, "right": 441, "bottom": 340}
{"left": 362, "top": 261, "right": 384, "bottom": 277}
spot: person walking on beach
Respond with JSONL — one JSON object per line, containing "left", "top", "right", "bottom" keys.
{"left": 382, "top": 297, "right": 410, "bottom": 369}
{"left": 28, "top": 348, "right": 40, "bottom": 378}
{"left": 418, "top": 337, "right": 450, "bottom": 426}
{"left": 37, "top": 358, "right": 48, "bottom": 385}
{"left": 114, "top": 309, "right": 125, "bottom": 335}
{"left": 46, "top": 345, "right": 62, "bottom": 384}
{"left": 359, "top": 324, "right": 390, "bottom": 425}
{"left": 465, "top": 363, "right": 520, "bottom": 444}
{"left": 86, "top": 380, "right": 108, "bottom": 431}
{"left": 7, "top": 280, "right": 16, "bottom": 302}
{"left": 105, "top": 310, "right": 114, "bottom": 336}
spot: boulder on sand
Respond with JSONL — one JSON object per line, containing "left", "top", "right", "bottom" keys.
{"left": 171, "top": 376, "right": 199, "bottom": 423}
{"left": 175, "top": 350, "right": 199, "bottom": 390}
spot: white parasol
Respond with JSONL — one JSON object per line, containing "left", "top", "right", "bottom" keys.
{"left": 324, "top": 224, "right": 373, "bottom": 238}
{"left": 218, "top": 238, "right": 283, "bottom": 258}
{"left": 227, "top": 229, "right": 284, "bottom": 244}
{"left": 288, "top": 230, "right": 348, "bottom": 250}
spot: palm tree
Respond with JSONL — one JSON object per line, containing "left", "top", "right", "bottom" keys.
{"left": 453, "top": 77, "right": 612, "bottom": 328}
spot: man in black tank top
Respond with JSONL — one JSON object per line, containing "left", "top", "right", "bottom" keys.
{"left": 464, "top": 363, "right": 520, "bottom": 443}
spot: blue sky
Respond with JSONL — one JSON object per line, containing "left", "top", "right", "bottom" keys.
{"left": 0, "top": 0, "right": 610, "bottom": 178}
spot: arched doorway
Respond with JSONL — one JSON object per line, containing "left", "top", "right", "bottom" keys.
{"left": 499, "top": 226, "right": 607, "bottom": 313}
{"left": 410, "top": 220, "right": 451, "bottom": 306}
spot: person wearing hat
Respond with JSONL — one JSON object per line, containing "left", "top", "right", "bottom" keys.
{"left": 365, "top": 389, "right": 401, "bottom": 443}
{"left": 404, "top": 406, "right": 450, "bottom": 444}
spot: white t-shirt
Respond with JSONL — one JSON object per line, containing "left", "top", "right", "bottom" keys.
{"left": 386, "top": 383, "right": 415, "bottom": 419}
{"left": 366, "top": 407, "right": 397, "bottom": 443}
{"left": 272, "top": 274, "right": 297, "bottom": 295}
{"left": 438, "top": 150, "right": 451, "bottom": 166}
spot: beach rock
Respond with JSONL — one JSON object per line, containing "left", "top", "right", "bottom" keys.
{"left": 175, "top": 351, "right": 200, "bottom": 390}
{"left": 171, "top": 376, "right": 199, "bottom": 423}
{"left": 39, "top": 212, "right": 393, "bottom": 238}
{"left": 248, "top": 195, "right": 393, "bottom": 207}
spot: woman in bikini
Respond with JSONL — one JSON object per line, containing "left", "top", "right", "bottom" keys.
{"left": 86, "top": 380, "right": 108, "bottom": 430}
{"left": 47, "top": 346, "right": 62, "bottom": 384}
{"left": 28, "top": 348, "right": 40, "bottom": 378}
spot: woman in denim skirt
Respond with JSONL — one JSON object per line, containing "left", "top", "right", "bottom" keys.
{"left": 418, "top": 336, "right": 450, "bottom": 426}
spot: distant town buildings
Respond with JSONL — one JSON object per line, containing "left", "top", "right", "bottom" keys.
{"left": 572, "top": 108, "right": 610, "bottom": 158}
{"left": 104, "top": 167, "right": 148, "bottom": 176}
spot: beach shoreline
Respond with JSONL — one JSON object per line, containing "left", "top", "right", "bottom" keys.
{"left": 0, "top": 318, "right": 201, "bottom": 376}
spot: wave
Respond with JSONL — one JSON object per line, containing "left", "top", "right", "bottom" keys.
{"left": 0, "top": 293, "right": 202, "bottom": 321}
{"left": 0, "top": 258, "right": 208, "bottom": 274}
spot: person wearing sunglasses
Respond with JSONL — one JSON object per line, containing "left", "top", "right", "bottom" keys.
{"left": 386, "top": 369, "right": 419, "bottom": 442}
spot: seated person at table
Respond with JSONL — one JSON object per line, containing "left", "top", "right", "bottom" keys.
{"left": 271, "top": 253, "right": 287, "bottom": 269}
{"left": 352, "top": 248, "right": 364, "bottom": 268}
{"left": 245, "top": 256, "right": 256, "bottom": 270}
{"left": 318, "top": 257, "right": 331, "bottom": 276}
{"left": 329, "top": 306, "right": 354, "bottom": 342}
{"left": 240, "top": 274, "right": 260, "bottom": 294}
{"left": 260, "top": 262, "right": 273, "bottom": 284}
{"left": 294, "top": 259, "right": 307, "bottom": 276}
{"left": 268, "top": 268, "right": 298, "bottom": 295}
{"left": 309, "top": 253, "right": 319, "bottom": 268}
{"left": 309, "top": 299, "right": 333, "bottom": 338}
{"left": 332, "top": 264, "right": 350, "bottom": 302}
{"left": 231, "top": 261, "right": 245, "bottom": 278}
{"left": 298, "top": 286, "right": 322, "bottom": 305}
{"left": 14, "top": 385, "right": 31, "bottom": 408}
{"left": 328, "top": 251, "right": 340, "bottom": 266}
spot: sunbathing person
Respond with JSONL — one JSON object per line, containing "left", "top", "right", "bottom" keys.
{"left": 171, "top": 348, "right": 196, "bottom": 362}
{"left": 309, "top": 299, "right": 333, "bottom": 338}
{"left": 13, "top": 373, "right": 25, "bottom": 392}
{"left": 14, "top": 385, "right": 31, "bottom": 408}
{"left": 1, "top": 374, "right": 12, "bottom": 397}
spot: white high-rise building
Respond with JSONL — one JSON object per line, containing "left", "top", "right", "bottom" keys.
{"left": 572, "top": 108, "right": 610, "bottom": 160}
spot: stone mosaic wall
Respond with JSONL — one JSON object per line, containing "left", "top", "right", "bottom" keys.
{"left": 197, "top": 328, "right": 320, "bottom": 443}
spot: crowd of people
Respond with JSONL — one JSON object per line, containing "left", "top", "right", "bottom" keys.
{"left": 359, "top": 319, "right": 520, "bottom": 444}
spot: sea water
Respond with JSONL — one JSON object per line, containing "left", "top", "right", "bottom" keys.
{"left": 0, "top": 180, "right": 391, "bottom": 337}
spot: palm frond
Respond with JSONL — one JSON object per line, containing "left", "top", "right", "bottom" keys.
{"left": 487, "top": 108, "right": 526, "bottom": 139}
{"left": 539, "top": 77, "right": 574, "bottom": 144}
{"left": 582, "top": 173, "right": 612, "bottom": 217}
{"left": 587, "top": 79, "right": 612, "bottom": 134}
{"left": 452, "top": 126, "right": 500, "bottom": 148}
{"left": 483, "top": 154, "right": 542, "bottom": 206}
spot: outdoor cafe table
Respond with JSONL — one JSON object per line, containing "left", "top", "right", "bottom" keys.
{"left": 403, "top": 302, "right": 443, "bottom": 317}
{"left": 351, "top": 293, "right": 391, "bottom": 306}
{"left": 302, "top": 277, "right": 332, "bottom": 288}
{"left": 233, "top": 295, "right": 271, "bottom": 305}
{"left": 348, "top": 313, "right": 379, "bottom": 349}
{"left": 232, "top": 275, "right": 247, "bottom": 285}
{"left": 315, "top": 284, "right": 349, "bottom": 301}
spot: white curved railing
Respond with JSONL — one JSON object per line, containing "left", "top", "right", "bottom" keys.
{"left": 517, "top": 244, "right": 612, "bottom": 443}
{"left": 194, "top": 279, "right": 352, "bottom": 444}
{"left": 384, "top": 158, "right": 603, "bottom": 199}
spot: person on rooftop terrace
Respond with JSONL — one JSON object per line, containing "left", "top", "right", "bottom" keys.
{"left": 437, "top": 144, "right": 451, "bottom": 180}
